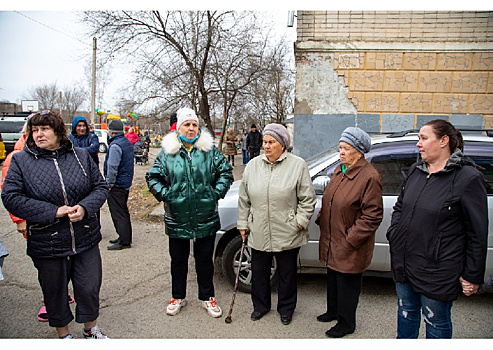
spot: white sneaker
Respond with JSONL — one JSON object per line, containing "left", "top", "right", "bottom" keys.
{"left": 82, "top": 325, "right": 109, "bottom": 339}
{"left": 202, "top": 297, "right": 222, "bottom": 318}
{"left": 166, "top": 298, "right": 187, "bottom": 316}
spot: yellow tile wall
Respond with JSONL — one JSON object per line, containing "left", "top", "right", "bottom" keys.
{"left": 335, "top": 52, "right": 493, "bottom": 116}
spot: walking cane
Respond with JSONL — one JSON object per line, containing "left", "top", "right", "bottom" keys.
{"left": 225, "top": 237, "right": 247, "bottom": 324}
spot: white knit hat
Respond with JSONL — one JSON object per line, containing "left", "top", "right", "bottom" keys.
{"left": 176, "top": 108, "right": 199, "bottom": 130}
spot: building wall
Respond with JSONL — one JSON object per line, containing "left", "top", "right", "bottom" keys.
{"left": 293, "top": 11, "right": 493, "bottom": 159}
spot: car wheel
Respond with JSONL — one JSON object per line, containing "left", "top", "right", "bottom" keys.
{"left": 221, "top": 234, "right": 278, "bottom": 293}
{"left": 99, "top": 143, "right": 107, "bottom": 153}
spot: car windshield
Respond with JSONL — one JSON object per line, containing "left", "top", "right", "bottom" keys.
{"left": 306, "top": 145, "right": 339, "bottom": 171}
{"left": 0, "top": 120, "right": 25, "bottom": 133}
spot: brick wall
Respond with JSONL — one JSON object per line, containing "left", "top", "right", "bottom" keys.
{"left": 297, "top": 11, "right": 493, "bottom": 43}
{"left": 293, "top": 11, "right": 493, "bottom": 159}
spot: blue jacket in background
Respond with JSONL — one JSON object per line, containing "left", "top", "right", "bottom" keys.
{"left": 68, "top": 116, "right": 100, "bottom": 165}
{"left": 104, "top": 132, "right": 134, "bottom": 189}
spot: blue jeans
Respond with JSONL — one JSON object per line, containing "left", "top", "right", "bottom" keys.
{"left": 242, "top": 150, "right": 249, "bottom": 164}
{"left": 395, "top": 282, "right": 453, "bottom": 338}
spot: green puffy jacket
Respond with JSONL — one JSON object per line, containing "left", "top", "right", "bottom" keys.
{"left": 146, "top": 129, "right": 233, "bottom": 239}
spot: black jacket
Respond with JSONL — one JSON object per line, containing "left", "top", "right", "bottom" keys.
{"left": 387, "top": 150, "right": 488, "bottom": 301}
{"left": 246, "top": 130, "right": 262, "bottom": 152}
{"left": 1, "top": 142, "right": 109, "bottom": 259}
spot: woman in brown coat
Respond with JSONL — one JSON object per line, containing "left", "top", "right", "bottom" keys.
{"left": 224, "top": 128, "right": 238, "bottom": 167}
{"left": 316, "top": 127, "right": 383, "bottom": 338}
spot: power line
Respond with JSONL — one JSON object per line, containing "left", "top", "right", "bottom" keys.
{"left": 13, "top": 11, "right": 91, "bottom": 47}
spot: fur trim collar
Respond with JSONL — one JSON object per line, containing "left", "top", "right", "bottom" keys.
{"left": 161, "top": 128, "right": 214, "bottom": 155}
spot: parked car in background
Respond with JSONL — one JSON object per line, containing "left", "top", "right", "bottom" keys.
{"left": 215, "top": 130, "right": 493, "bottom": 292}
{"left": 94, "top": 128, "right": 109, "bottom": 153}
{"left": 0, "top": 114, "right": 29, "bottom": 155}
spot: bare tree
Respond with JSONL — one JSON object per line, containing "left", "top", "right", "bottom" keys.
{"left": 81, "top": 11, "right": 281, "bottom": 138}
{"left": 62, "top": 85, "right": 89, "bottom": 122}
{"left": 84, "top": 55, "right": 113, "bottom": 113}
{"left": 28, "top": 82, "right": 60, "bottom": 110}
{"left": 245, "top": 39, "right": 294, "bottom": 126}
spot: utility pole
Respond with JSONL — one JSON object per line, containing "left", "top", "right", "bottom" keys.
{"left": 91, "top": 37, "right": 97, "bottom": 126}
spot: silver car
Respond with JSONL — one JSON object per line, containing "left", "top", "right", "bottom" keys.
{"left": 94, "top": 129, "right": 110, "bottom": 153}
{"left": 215, "top": 131, "right": 493, "bottom": 292}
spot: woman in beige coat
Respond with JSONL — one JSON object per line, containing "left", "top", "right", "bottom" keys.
{"left": 316, "top": 127, "right": 383, "bottom": 338}
{"left": 224, "top": 128, "right": 238, "bottom": 167}
{"left": 238, "top": 123, "right": 316, "bottom": 326}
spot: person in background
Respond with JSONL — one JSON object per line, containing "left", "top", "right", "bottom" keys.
{"left": 146, "top": 107, "right": 233, "bottom": 318}
{"left": 386, "top": 119, "right": 488, "bottom": 339}
{"left": 105, "top": 120, "right": 135, "bottom": 250}
{"left": 0, "top": 235, "right": 7, "bottom": 281}
{"left": 246, "top": 124, "right": 262, "bottom": 160}
{"left": 68, "top": 116, "right": 99, "bottom": 165}
{"left": 1, "top": 110, "right": 109, "bottom": 339}
{"left": 224, "top": 128, "right": 238, "bottom": 167}
{"left": 169, "top": 112, "right": 177, "bottom": 132}
{"left": 240, "top": 128, "right": 249, "bottom": 165}
{"left": 125, "top": 127, "right": 140, "bottom": 145}
{"left": 141, "top": 131, "right": 151, "bottom": 149}
{"left": 238, "top": 123, "right": 316, "bottom": 326}
{"left": 316, "top": 127, "right": 383, "bottom": 338}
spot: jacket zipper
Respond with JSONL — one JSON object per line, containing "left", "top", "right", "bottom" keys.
{"left": 53, "top": 159, "right": 77, "bottom": 254}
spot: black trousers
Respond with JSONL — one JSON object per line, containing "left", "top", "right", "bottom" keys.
{"left": 168, "top": 235, "right": 215, "bottom": 301}
{"left": 107, "top": 186, "right": 132, "bottom": 245}
{"left": 325, "top": 268, "right": 363, "bottom": 333}
{"left": 31, "top": 245, "right": 102, "bottom": 328}
{"left": 249, "top": 149, "right": 260, "bottom": 160}
{"left": 251, "top": 247, "right": 300, "bottom": 316}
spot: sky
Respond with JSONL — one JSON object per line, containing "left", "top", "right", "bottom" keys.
{"left": 0, "top": 9, "right": 297, "bottom": 110}
{"left": 0, "top": 1, "right": 485, "bottom": 112}
{"left": 0, "top": 11, "right": 94, "bottom": 106}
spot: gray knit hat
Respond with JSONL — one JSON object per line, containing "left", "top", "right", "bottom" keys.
{"left": 108, "top": 119, "right": 124, "bottom": 133}
{"left": 263, "top": 123, "right": 290, "bottom": 149}
{"left": 339, "top": 127, "right": 371, "bottom": 154}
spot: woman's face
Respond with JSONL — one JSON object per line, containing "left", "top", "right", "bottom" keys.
{"left": 178, "top": 120, "right": 199, "bottom": 140}
{"left": 32, "top": 125, "right": 60, "bottom": 150}
{"left": 417, "top": 125, "right": 449, "bottom": 163}
{"left": 263, "top": 135, "right": 284, "bottom": 162}
{"left": 339, "top": 141, "right": 362, "bottom": 168}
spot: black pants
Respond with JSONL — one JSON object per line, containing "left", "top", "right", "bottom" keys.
{"left": 251, "top": 247, "right": 300, "bottom": 316}
{"left": 31, "top": 245, "right": 102, "bottom": 328}
{"left": 325, "top": 268, "right": 363, "bottom": 333}
{"left": 107, "top": 187, "right": 132, "bottom": 245}
{"left": 227, "top": 154, "right": 235, "bottom": 166}
{"left": 249, "top": 149, "right": 260, "bottom": 160}
{"left": 168, "top": 235, "right": 215, "bottom": 301}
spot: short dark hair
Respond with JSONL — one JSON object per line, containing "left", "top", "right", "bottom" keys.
{"left": 424, "top": 119, "right": 464, "bottom": 153}
{"left": 26, "top": 110, "right": 70, "bottom": 149}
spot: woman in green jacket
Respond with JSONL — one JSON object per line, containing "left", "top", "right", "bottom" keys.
{"left": 238, "top": 123, "right": 316, "bottom": 325}
{"left": 146, "top": 108, "right": 233, "bottom": 318}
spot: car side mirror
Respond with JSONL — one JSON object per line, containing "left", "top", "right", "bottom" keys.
{"left": 313, "top": 176, "right": 330, "bottom": 195}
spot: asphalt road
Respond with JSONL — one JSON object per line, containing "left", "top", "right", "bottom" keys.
{"left": 0, "top": 148, "right": 492, "bottom": 341}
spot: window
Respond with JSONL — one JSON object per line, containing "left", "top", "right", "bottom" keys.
{"left": 464, "top": 142, "right": 493, "bottom": 195}
{"left": 367, "top": 141, "right": 419, "bottom": 195}
{"left": 370, "top": 155, "right": 417, "bottom": 195}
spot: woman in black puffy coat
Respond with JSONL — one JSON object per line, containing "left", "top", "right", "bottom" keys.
{"left": 2, "top": 111, "right": 109, "bottom": 339}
